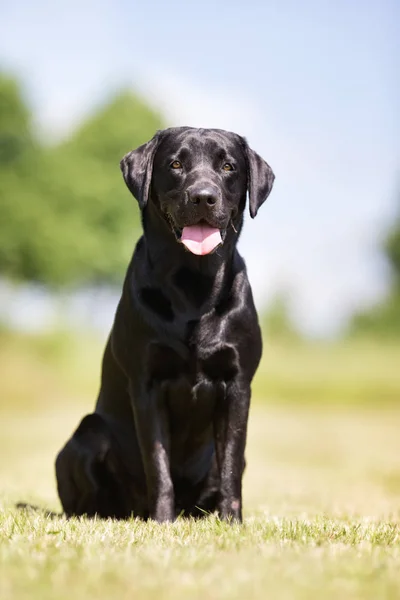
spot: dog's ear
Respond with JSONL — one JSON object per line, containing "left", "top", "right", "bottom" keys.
{"left": 242, "top": 140, "right": 275, "bottom": 218}
{"left": 120, "top": 131, "right": 162, "bottom": 208}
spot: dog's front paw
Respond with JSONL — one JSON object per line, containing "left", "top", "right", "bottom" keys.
{"left": 151, "top": 509, "right": 175, "bottom": 523}
{"left": 217, "top": 497, "right": 242, "bottom": 523}
{"left": 150, "top": 493, "right": 175, "bottom": 523}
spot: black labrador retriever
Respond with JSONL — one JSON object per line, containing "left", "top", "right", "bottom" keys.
{"left": 55, "top": 127, "right": 275, "bottom": 523}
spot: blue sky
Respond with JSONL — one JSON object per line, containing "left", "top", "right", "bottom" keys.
{"left": 0, "top": 0, "right": 398, "bottom": 335}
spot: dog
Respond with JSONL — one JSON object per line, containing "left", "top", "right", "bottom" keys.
{"left": 55, "top": 127, "right": 275, "bottom": 523}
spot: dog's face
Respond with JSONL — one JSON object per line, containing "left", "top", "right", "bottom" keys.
{"left": 121, "top": 127, "right": 275, "bottom": 256}
{"left": 151, "top": 128, "right": 247, "bottom": 254}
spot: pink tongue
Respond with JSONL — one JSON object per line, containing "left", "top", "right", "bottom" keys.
{"left": 181, "top": 224, "right": 222, "bottom": 256}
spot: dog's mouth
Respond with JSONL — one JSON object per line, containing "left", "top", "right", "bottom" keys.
{"left": 172, "top": 220, "right": 226, "bottom": 256}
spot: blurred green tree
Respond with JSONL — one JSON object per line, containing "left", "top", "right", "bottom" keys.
{"left": 0, "top": 73, "right": 35, "bottom": 166}
{"left": 385, "top": 216, "right": 400, "bottom": 291}
{"left": 0, "top": 73, "right": 163, "bottom": 287}
{"left": 350, "top": 201, "right": 400, "bottom": 338}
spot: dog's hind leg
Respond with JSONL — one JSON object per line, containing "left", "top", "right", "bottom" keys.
{"left": 55, "top": 413, "right": 133, "bottom": 519}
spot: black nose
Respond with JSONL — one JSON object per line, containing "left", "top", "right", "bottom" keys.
{"left": 188, "top": 188, "right": 218, "bottom": 208}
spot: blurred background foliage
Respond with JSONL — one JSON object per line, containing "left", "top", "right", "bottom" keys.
{"left": 0, "top": 68, "right": 399, "bottom": 412}
{"left": 0, "top": 72, "right": 163, "bottom": 287}
{"left": 349, "top": 207, "right": 400, "bottom": 339}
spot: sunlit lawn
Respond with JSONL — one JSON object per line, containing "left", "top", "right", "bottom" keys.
{"left": 1, "top": 332, "right": 400, "bottom": 599}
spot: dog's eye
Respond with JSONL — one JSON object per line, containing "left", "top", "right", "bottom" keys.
{"left": 171, "top": 160, "right": 182, "bottom": 169}
{"left": 222, "top": 163, "right": 234, "bottom": 171}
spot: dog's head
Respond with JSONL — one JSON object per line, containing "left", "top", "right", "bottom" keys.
{"left": 120, "top": 127, "right": 274, "bottom": 256}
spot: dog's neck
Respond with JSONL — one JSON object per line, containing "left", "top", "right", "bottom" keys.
{"left": 141, "top": 201, "right": 242, "bottom": 279}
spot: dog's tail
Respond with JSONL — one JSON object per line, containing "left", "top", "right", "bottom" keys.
{"left": 15, "top": 502, "right": 61, "bottom": 518}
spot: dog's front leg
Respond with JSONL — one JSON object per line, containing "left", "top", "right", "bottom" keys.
{"left": 129, "top": 382, "right": 174, "bottom": 522}
{"left": 214, "top": 379, "right": 250, "bottom": 523}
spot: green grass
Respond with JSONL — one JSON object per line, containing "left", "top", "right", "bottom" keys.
{"left": 254, "top": 338, "right": 400, "bottom": 404}
{"left": 2, "top": 404, "right": 400, "bottom": 599}
{"left": 1, "top": 510, "right": 400, "bottom": 600}
{"left": 1, "top": 331, "right": 400, "bottom": 598}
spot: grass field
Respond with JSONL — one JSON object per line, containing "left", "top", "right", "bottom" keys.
{"left": 1, "top": 332, "right": 400, "bottom": 599}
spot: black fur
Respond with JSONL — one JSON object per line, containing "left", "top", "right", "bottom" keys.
{"left": 55, "top": 127, "right": 275, "bottom": 522}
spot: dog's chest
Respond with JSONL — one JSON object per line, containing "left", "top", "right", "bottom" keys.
{"left": 146, "top": 324, "right": 238, "bottom": 389}
{"left": 165, "top": 375, "right": 223, "bottom": 428}
{"left": 146, "top": 333, "right": 237, "bottom": 440}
